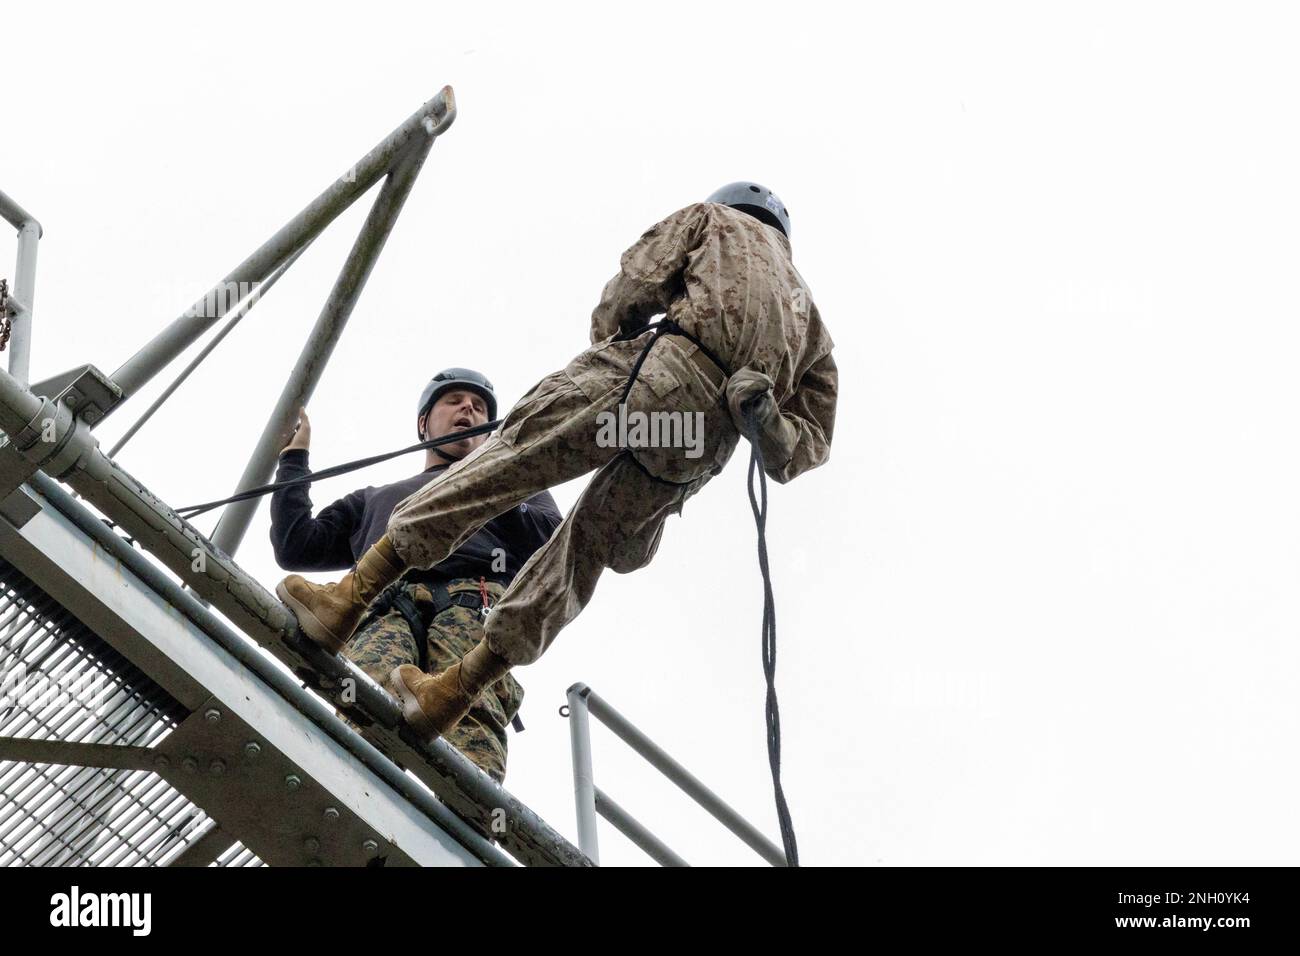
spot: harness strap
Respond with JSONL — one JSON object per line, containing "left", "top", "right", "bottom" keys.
{"left": 360, "top": 580, "right": 525, "bottom": 733}
{"left": 616, "top": 319, "right": 732, "bottom": 408}
{"left": 614, "top": 319, "right": 734, "bottom": 491}
{"left": 390, "top": 590, "right": 430, "bottom": 670}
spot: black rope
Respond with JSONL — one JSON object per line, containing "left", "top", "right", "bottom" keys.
{"left": 618, "top": 323, "right": 675, "bottom": 406}
{"left": 174, "top": 418, "right": 501, "bottom": 520}
{"left": 744, "top": 406, "right": 799, "bottom": 867}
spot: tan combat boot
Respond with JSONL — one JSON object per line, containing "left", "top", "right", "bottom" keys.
{"left": 388, "top": 641, "right": 512, "bottom": 741}
{"left": 276, "top": 535, "right": 404, "bottom": 653}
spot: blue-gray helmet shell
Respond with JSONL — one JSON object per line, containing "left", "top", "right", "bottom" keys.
{"left": 705, "top": 182, "right": 791, "bottom": 238}
{"left": 417, "top": 368, "right": 498, "bottom": 438}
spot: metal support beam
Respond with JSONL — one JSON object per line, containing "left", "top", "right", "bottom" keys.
{"left": 148, "top": 701, "right": 436, "bottom": 867}
{"left": 107, "top": 87, "right": 455, "bottom": 405}
{"left": 107, "top": 243, "right": 310, "bottom": 459}
{"left": 567, "top": 685, "right": 600, "bottom": 863}
{"left": 0, "top": 737, "right": 155, "bottom": 771}
{"left": 0, "top": 190, "right": 42, "bottom": 385}
{"left": 210, "top": 136, "right": 436, "bottom": 557}
{"left": 164, "top": 822, "right": 236, "bottom": 867}
{"left": 594, "top": 787, "right": 688, "bottom": 867}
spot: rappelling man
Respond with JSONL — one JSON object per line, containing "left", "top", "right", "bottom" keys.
{"left": 277, "top": 183, "right": 838, "bottom": 743}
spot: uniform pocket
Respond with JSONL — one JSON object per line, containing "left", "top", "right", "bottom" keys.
{"left": 567, "top": 332, "right": 682, "bottom": 405}
{"left": 628, "top": 338, "right": 739, "bottom": 484}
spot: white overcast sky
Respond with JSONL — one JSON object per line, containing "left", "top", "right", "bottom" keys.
{"left": 5, "top": 2, "right": 1300, "bottom": 866}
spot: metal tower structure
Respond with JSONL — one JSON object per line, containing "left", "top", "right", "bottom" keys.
{"left": 0, "top": 88, "right": 587, "bottom": 867}
{"left": 0, "top": 86, "right": 787, "bottom": 867}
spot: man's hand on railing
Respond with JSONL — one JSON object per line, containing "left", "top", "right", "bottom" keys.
{"left": 281, "top": 406, "right": 311, "bottom": 454}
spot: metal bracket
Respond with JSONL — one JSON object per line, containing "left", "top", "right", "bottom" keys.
{"left": 30, "top": 364, "right": 122, "bottom": 426}
{"left": 151, "top": 700, "right": 417, "bottom": 868}
{"left": 0, "top": 363, "right": 119, "bottom": 522}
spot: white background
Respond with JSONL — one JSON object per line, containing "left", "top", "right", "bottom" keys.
{"left": 5, "top": 1, "right": 1299, "bottom": 865}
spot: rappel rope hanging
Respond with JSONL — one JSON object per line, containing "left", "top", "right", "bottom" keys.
{"left": 744, "top": 408, "right": 799, "bottom": 867}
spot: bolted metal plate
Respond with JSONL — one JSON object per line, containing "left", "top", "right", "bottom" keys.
{"left": 153, "top": 700, "right": 416, "bottom": 867}
{"left": 29, "top": 364, "right": 121, "bottom": 425}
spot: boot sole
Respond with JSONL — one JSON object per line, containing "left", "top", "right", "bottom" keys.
{"left": 388, "top": 667, "right": 438, "bottom": 741}
{"left": 275, "top": 581, "right": 346, "bottom": 655}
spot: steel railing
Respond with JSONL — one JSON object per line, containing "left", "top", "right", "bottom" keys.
{"left": 565, "top": 683, "right": 788, "bottom": 867}
{"left": 0, "top": 190, "right": 41, "bottom": 385}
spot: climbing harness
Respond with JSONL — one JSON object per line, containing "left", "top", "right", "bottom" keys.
{"left": 616, "top": 318, "right": 732, "bottom": 408}
{"left": 359, "top": 576, "right": 523, "bottom": 733}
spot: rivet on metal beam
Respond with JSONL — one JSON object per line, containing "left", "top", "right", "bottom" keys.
{"left": 362, "top": 840, "right": 379, "bottom": 855}
{"left": 209, "top": 759, "right": 226, "bottom": 776}
{"left": 304, "top": 836, "right": 321, "bottom": 854}
{"left": 244, "top": 741, "right": 262, "bottom": 759}
{"left": 182, "top": 756, "right": 198, "bottom": 773}
{"left": 285, "top": 774, "right": 302, "bottom": 791}
{"left": 153, "top": 755, "right": 170, "bottom": 769}
{"left": 323, "top": 807, "right": 340, "bottom": 823}
{"left": 204, "top": 708, "right": 222, "bottom": 723}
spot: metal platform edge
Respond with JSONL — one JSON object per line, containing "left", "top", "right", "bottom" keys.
{"left": 0, "top": 474, "right": 588, "bottom": 866}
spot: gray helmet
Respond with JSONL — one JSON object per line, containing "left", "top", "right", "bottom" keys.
{"left": 417, "top": 367, "right": 497, "bottom": 438}
{"left": 705, "top": 182, "right": 791, "bottom": 238}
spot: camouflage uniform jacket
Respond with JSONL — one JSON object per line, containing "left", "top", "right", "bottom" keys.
{"left": 590, "top": 201, "right": 837, "bottom": 483}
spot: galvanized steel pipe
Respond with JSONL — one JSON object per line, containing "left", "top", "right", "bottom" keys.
{"left": 108, "top": 87, "right": 456, "bottom": 403}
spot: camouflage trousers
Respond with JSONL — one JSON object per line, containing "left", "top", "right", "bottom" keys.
{"left": 344, "top": 577, "right": 524, "bottom": 784}
{"left": 389, "top": 330, "right": 740, "bottom": 665}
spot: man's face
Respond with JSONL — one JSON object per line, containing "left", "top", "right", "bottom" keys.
{"left": 420, "top": 388, "right": 489, "bottom": 459}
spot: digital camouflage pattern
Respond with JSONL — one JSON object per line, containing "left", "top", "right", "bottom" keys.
{"left": 591, "top": 202, "right": 836, "bottom": 483}
{"left": 387, "top": 201, "right": 837, "bottom": 666}
{"left": 388, "top": 332, "right": 734, "bottom": 665}
{"left": 345, "top": 577, "right": 523, "bottom": 783}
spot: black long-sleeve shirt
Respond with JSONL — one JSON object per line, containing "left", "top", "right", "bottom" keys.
{"left": 269, "top": 449, "right": 562, "bottom": 586}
